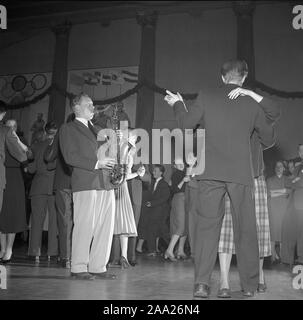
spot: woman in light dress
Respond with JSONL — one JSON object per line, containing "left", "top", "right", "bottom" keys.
{"left": 109, "top": 129, "right": 145, "bottom": 268}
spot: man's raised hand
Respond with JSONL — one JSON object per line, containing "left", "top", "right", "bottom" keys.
{"left": 164, "top": 90, "right": 183, "bottom": 106}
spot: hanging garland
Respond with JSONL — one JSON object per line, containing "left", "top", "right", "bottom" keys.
{"left": 4, "top": 78, "right": 303, "bottom": 110}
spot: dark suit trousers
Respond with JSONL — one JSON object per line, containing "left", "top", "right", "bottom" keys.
{"left": 195, "top": 180, "right": 259, "bottom": 291}
{"left": 146, "top": 210, "right": 169, "bottom": 253}
{"left": 55, "top": 189, "right": 73, "bottom": 260}
{"left": 28, "top": 195, "right": 58, "bottom": 256}
{"left": 0, "top": 188, "right": 3, "bottom": 213}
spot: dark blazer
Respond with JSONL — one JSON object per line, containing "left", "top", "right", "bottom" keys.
{"left": 44, "top": 131, "right": 72, "bottom": 191}
{"left": 0, "top": 124, "right": 27, "bottom": 190}
{"left": 174, "top": 83, "right": 276, "bottom": 186}
{"left": 59, "top": 119, "right": 105, "bottom": 192}
{"left": 148, "top": 178, "right": 170, "bottom": 212}
{"left": 250, "top": 96, "right": 280, "bottom": 177}
{"left": 28, "top": 139, "right": 55, "bottom": 196}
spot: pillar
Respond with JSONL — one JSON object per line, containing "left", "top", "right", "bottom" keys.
{"left": 48, "top": 22, "right": 71, "bottom": 126}
{"left": 136, "top": 11, "right": 158, "bottom": 165}
{"left": 233, "top": 1, "right": 256, "bottom": 88}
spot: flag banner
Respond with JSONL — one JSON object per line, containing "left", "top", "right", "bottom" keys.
{"left": 69, "top": 73, "right": 85, "bottom": 87}
{"left": 122, "top": 70, "right": 138, "bottom": 84}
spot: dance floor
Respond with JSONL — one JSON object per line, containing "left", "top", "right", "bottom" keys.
{"left": 0, "top": 242, "right": 302, "bottom": 300}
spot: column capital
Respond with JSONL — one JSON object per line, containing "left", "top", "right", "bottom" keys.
{"left": 136, "top": 11, "right": 158, "bottom": 28}
{"left": 232, "top": 1, "right": 256, "bottom": 18}
{"left": 51, "top": 22, "right": 72, "bottom": 37}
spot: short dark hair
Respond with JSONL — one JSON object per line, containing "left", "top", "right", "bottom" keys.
{"left": 70, "top": 93, "right": 90, "bottom": 109}
{"left": 45, "top": 121, "right": 57, "bottom": 133}
{"left": 221, "top": 60, "right": 248, "bottom": 82}
{"left": 154, "top": 164, "right": 165, "bottom": 174}
{"left": 0, "top": 100, "right": 7, "bottom": 114}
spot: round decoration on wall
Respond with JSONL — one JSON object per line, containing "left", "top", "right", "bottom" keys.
{"left": 22, "top": 81, "right": 35, "bottom": 98}
{"left": 12, "top": 75, "right": 27, "bottom": 92}
{"left": 1, "top": 82, "right": 15, "bottom": 99}
{"left": 31, "top": 74, "right": 47, "bottom": 90}
{"left": 10, "top": 93, "right": 25, "bottom": 105}
{"left": 0, "top": 77, "right": 7, "bottom": 89}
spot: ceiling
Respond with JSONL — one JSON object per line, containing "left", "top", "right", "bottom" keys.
{"left": 1, "top": 1, "right": 287, "bottom": 32}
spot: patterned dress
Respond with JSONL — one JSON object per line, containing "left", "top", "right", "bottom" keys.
{"left": 218, "top": 175, "right": 271, "bottom": 257}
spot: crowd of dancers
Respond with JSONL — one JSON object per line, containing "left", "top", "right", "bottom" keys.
{"left": 0, "top": 59, "right": 303, "bottom": 299}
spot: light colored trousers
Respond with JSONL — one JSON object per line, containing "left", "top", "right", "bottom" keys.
{"left": 72, "top": 189, "right": 115, "bottom": 273}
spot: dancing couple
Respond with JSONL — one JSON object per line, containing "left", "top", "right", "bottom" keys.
{"left": 165, "top": 59, "right": 279, "bottom": 298}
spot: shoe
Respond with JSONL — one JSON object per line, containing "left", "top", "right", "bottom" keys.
{"left": 129, "top": 260, "right": 138, "bottom": 267}
{"left": 89, "top": 272, "right": 116, "bottom": 280}
{"left": 146, "top": 252, "right": 157, "bottom": 257}
{"left": 120, "top": 256, "right": 130, "bottom": 269}
{"left": 0, "top": 251, "right": 5, "bottom": 260}
{"left": 71, "top": 272, "right": 95, "bottom": 280}
{"left": 60, "top": 258, "right": 71, "bottom": 269}
{"left": 164, "top": 251, "right": 177, "bottom": 262}
{"left": 176, "top": 253, "right": 188, "bottom": 260}
{"left": 217, "top": 288, "right": 231, "bottom": 298}
{"left": 47, "top": 255, "right": 58, "bottom": 263}
{"left": 193, "top": 283, "right": 210, "bottom": 299}
{"left": 1, "top": 257, "right": 12, "bottom": 264}
{"left": 135, "top": 249, "right": 143, "bottom": 254}
{"left": 257, "top": 283, "right": 267, "bottom": 293}
{"left": 242, "top": 290, "right": 255, "bottom": 297}
{"left": 107, "top": 260, "right": 121, "bottom": 268}
{"left": 1, "top": 251, "right": 12, "bottom": 264}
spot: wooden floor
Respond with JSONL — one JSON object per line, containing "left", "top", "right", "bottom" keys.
{"left": 0, "top": 247, "right": 302, "bottom": 300}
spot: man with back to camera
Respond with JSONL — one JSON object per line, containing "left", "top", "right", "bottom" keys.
{"left": 165, "top": 60, "right": 277, "bottom": 298}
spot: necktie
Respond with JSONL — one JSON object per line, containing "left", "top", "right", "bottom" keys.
{"left": 153, "top": 180, "right": 158, "bottom": 192}
{"left": 88, "top": 121, "right": 97, "bottom": 139}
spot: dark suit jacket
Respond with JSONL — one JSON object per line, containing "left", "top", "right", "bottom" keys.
{"left": 28, "top": 139, "right": 55, "bottom": 196}
{"left": 250, "top": 96, "right": 280, "bottom": 177}
{"left": 59, "top": 119, "right": 105, "bottom": 192}
{"left": 44, "top": 131, "right": 72, "bottom": 191}
{"left": 0, "top": 124, "right": 27, "bottom": 190}
{"left": 174, "top": 83, "right": 276, "bottom": 186}
{"left": 148, "top": 178, "right": 170, "bottom": 212}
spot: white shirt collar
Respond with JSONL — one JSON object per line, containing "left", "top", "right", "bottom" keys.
{"left": 76, "top": 117, "right": 89, "bottom": 127}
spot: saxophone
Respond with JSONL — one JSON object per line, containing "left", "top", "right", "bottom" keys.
{"left": 108, "top": 104, "right": 127, "bottom": 187}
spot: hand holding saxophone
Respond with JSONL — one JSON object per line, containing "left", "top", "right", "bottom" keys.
{"left": 97, "top": 157, "right": 116, "bottom": 170}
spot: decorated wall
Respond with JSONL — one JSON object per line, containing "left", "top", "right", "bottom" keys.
{"left": 0, "top": 3, "right": 302, "bottom": 169}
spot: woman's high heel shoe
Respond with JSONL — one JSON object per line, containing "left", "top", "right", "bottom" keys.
{"left": 0, "top": 251, "right": 5, "bottom": 261}
{"left": 120, "top": 256, "right": 130, "bottom": 269}
{"left": 176, "top": 253, "right": 188, "bottom": 260}
{"left": 164, "top": 251, "right": 177, "bottom": 262}
{"left": 1, "top": 251, "right": 12, "bottom": 264}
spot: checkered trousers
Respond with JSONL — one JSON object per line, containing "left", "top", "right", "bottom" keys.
{"left": 218, "top": 175, "right": 271, "bottom": 257}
